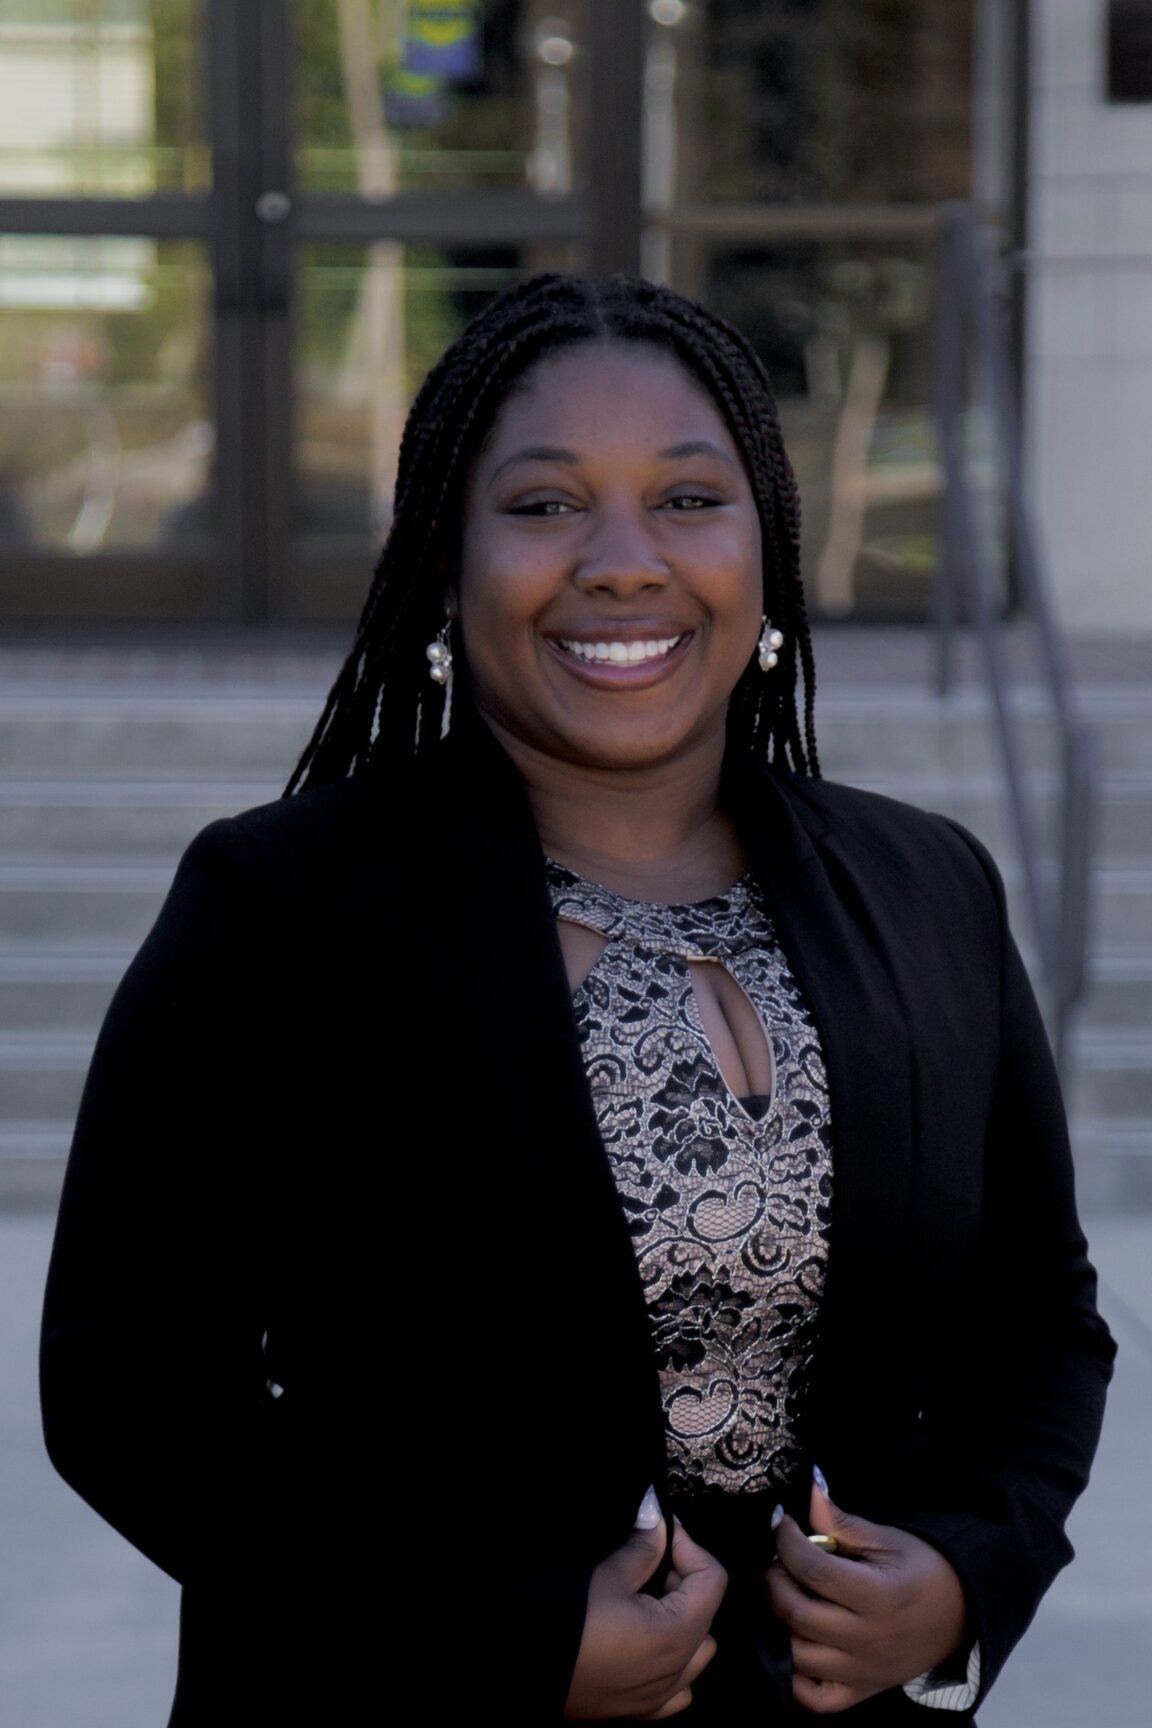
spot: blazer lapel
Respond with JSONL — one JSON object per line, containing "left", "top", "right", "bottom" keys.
{"left": 412, "top": 723, "right": 667, "bottom": 1528}
{"left": 734, "top": 766, "right": 925, "bottom": 1485}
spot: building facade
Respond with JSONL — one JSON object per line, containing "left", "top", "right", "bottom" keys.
{"left": 0, "top": 1, "right": 1144, "bottom": 632}
{"left": 1026, "top": 0, "right": 1152, "bottom": 630}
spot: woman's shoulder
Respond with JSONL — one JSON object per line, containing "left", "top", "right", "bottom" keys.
{"left": 771, "top": 767, "right": 998, "bottom": 869}
{"left": 759, "top": 767, "right": 1007, "bottom": 925}
{"left": 170, "top": 767, "right": 436, "bottom": 909}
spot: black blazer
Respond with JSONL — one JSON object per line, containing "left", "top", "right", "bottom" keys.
{"left": 41, "top": 721, "right": 1115, "bottom": 1725}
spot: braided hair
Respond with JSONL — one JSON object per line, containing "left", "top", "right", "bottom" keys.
{"left": 287, "top": 273, "right": 819, "bottom": 793}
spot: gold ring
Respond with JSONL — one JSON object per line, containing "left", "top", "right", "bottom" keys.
{"left": 807, "top": 1534, "right": 839, "bottom": 1554}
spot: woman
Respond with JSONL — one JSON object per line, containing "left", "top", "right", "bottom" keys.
{"left": 41, "top": 275, "right": 1115, "bottom": 1725}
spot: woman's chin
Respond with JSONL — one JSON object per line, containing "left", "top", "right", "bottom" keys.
{"left": 491, "top": 714, "right": 725, "bottom": 780}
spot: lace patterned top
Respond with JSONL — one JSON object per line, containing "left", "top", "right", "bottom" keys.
{"left": 546, "top": 860, "right": 834, "bottom": 1496}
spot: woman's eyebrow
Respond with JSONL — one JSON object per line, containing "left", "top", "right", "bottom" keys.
{"left": 659, "top": 440, "right": 738, "bottom": 467}
{"left": 490, "top": 445, "right": 578, "bottom": 480}
{"left": 489, "top": 439, "right": 737, "bottom": 482}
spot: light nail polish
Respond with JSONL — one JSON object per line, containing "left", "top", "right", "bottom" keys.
{"left": 813, "top": 1464, "right": 830, "bottom": 1496}
{"left": 634, "top": 1485, "right": 662, "bottom": 1530}
{"left": 771, "top": 1503, "right": 784, "bottom": 1530}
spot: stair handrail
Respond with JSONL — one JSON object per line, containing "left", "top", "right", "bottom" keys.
{"left": 932, "top": 200, "right": 1096, "bottom": 1074}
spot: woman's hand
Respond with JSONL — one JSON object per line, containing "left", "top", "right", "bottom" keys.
{"left": 565, "top": 1491, "right": 727, "bottom": 1720}
{"left": 765, "top": 1472, "right": 968, "bottom": 1716}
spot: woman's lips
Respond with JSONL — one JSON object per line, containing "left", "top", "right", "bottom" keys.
{"left": 547, "top": 632, "right": 691, "bottom": 682}
{"left": 557, "top": 633, "right": 685, "bottom": 666}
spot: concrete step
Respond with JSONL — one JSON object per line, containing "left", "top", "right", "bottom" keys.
{"left": 0, "top": 863, "right": 167, "bottom": 948}
{"left": 834, "top": 770, "right": 1152, "bottom": 864}
{"left": 0, "top": 1034, "right": 91, "bottom": 1121}
{"left": 1079, "top": 952, "right": 1152, "bottom": 1034}
{"left": 0, "top": 1124, "right": 73, "bottom": 1209}
{"left": 1069, "top": 1038, "right": 1152, "bottom": 1122}
{"left": 0, "top": 684, "right": 1144, "bottom": 783}
{"left": 0, "top": 692, "right": 320, "bottom": 778}
{"left": 818, "top": 687, "right": 1152, "bottom": 778}
{"left": 0, "top": 952, "right": 125, "bottom": 1031}
{"left": 1071, "top": 1120, "right": 1152, "bottom": 1213}
{"left": 998, "top": 867, "right": 1152, "bottom": 954}
{"left": 0, "top": 669, "right": 1146, "bottom": 1211}
{"left": 1089, "top": 869, "right": 1152, "bottom": 947}
{"left": 0, "top": 780, "right": 278, "bottom": 858}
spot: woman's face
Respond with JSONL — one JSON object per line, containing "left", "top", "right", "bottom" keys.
{"left": 454, "top": 341, "right": 764, "bottom": 777}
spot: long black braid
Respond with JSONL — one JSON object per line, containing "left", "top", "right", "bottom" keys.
{"left": 286, "top": 273, "right": 819, "bottom": 794}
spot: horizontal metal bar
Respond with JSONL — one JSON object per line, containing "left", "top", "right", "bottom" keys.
{"left": 0, "top": 196, "right": 213, "bottom": 238}
{"left": 659, "top": 203, "right": 939, "bottom": 242}
{"left": 296, "top": 191, "right": 588, "bottom": 245}
{"left": 1011, "top": 249, "right": 1152, "bottom": 270}
{"left": 0, "top": 552, "right": 234, "bottom": 620}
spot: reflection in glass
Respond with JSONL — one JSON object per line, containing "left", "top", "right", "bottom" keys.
{"left": 0, "top": 1, "right": 207, "bottom": 196}
{"left": 708, "top": 240, "right": 938, "bottom": 616}
{"left": 0, "top": 235, "right": 213, "bottom": 550}
{"left": 648, "top": 0, "right": 972, "bottom": 210}
{"left": 295, "top": 0, "right": 585, "bottom": 195}
{"left": 296, "top": 244, "right": 521, "bottom": 542}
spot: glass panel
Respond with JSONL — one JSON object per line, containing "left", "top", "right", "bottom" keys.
{"left": 0, "top": 1, "right": 207, "bottom": 197}
{"left": 295, "top": 242, "right": 523, "bottom": 543}
{"left": 647, "top": 0, "right": 973, "bottom": 210}
{"left": 295, "top": 1, "right": 587, "bottom": 194}
{"left": 706, "top": 236, "right": 938, "bottom": 616}
{"left": 0, "top": 235, "right": 213, "bottom": 550}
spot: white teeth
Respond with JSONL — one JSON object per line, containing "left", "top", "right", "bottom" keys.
{"left": 560, "top": 635, "right": 682, "bottom": 665}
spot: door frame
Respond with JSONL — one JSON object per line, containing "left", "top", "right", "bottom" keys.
{"left": 0, "top": 0, "right": 646, "bottom": 624}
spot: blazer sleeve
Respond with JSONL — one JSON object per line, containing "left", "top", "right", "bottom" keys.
{"left": 894, "top": 822, "right": 1116, "bottom": 1707}
{"left": 40, "top": 818, "right": 288, "bottom": 1589}
{"left": 39, "top": 810, "right": 601, "bottom": 1717}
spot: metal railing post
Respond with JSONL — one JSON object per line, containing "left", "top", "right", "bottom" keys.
{"left": 932, "top": 209, "right": 960, "bottom": 701}
{"left": 931, "top": 203, "right": 1096, "bottom": 1078}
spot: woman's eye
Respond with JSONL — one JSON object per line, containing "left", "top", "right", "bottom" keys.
{"left": 507, "top": 498, "right": 575, "bottom": 517}
{"left": 663, "top": 492, "right": 716, "bottom": 511}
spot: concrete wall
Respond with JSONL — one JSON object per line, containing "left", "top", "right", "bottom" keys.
{"left": 1027, "top": 0, "right": 1152, "bottom": 629}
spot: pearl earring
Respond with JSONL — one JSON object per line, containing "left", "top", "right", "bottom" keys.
{"left": 425, "top": 619, "right": 454, "bottom": 739}
{"left": 757, "top": 617, "right": 784, "bottom": 672}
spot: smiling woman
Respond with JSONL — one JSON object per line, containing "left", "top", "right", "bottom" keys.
{"left": 456, "top": 343, "right": 764, "bottom": 797}
{"left": 41, "top": 275, "right": 1114, "bottom": 1727}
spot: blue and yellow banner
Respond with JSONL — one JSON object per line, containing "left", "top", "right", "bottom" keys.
{"left": 401, "top": 2, "right": 482, "bottom": 82}
{"left": 383, "top": 64, "right": 449, "bottom": 129}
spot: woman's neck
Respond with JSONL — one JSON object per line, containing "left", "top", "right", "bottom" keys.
{"left": 488, "top": 724, "right": 747, "bottom": 903}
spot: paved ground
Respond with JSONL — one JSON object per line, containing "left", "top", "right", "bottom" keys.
{"left": 2, "top": 1208, "right": 1149, "bottom": 1726}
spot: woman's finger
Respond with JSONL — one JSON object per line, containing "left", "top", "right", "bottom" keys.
{"left": 766, "top": 1556, "right": 859, "bottom": 1645}
{"left": 808, "top": 1471, "right": 888, "bottom": 1561}
{"left": 669, "top": 1517, "right": 726, "bottom": 1583}
{"left": 772, "top": 1512, "right": 875, "bottom": 1611}
{"left": 791, "top": 1672, "right": 861, "bottom": 1716}
{"left": 647, "top": 1687, "right": 695, "bottom": 1720}
{"left": 789, "top": 1634, "right": 855, "bottom": 1684}
{"left": 679, "top": 1632, "right": 717, "bottom": 1687}
{"left": 638, "top": 1632, "right": 716, "bottom": 1720}
{"left": 661, "top": 1525, "right": 727, "bottom": 1626}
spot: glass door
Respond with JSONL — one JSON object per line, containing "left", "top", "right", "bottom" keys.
{"left": 0, "top": 1, "right": 1015, "bottom": 624}
{"left": 643, "top": 0, "right": 986, "bottom": 621}
{"left": 281, "top": 0, "right": 594, "bottom": 620}
{"left": 0, "top": 0, "right": 221, "bottom": 619}
{"left": 0, "top": 0, "right": 638, "bottom": 623}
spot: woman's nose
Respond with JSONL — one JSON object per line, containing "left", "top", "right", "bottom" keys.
{"left": 573, "top": 507, "right": 670, "bottom": 595}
